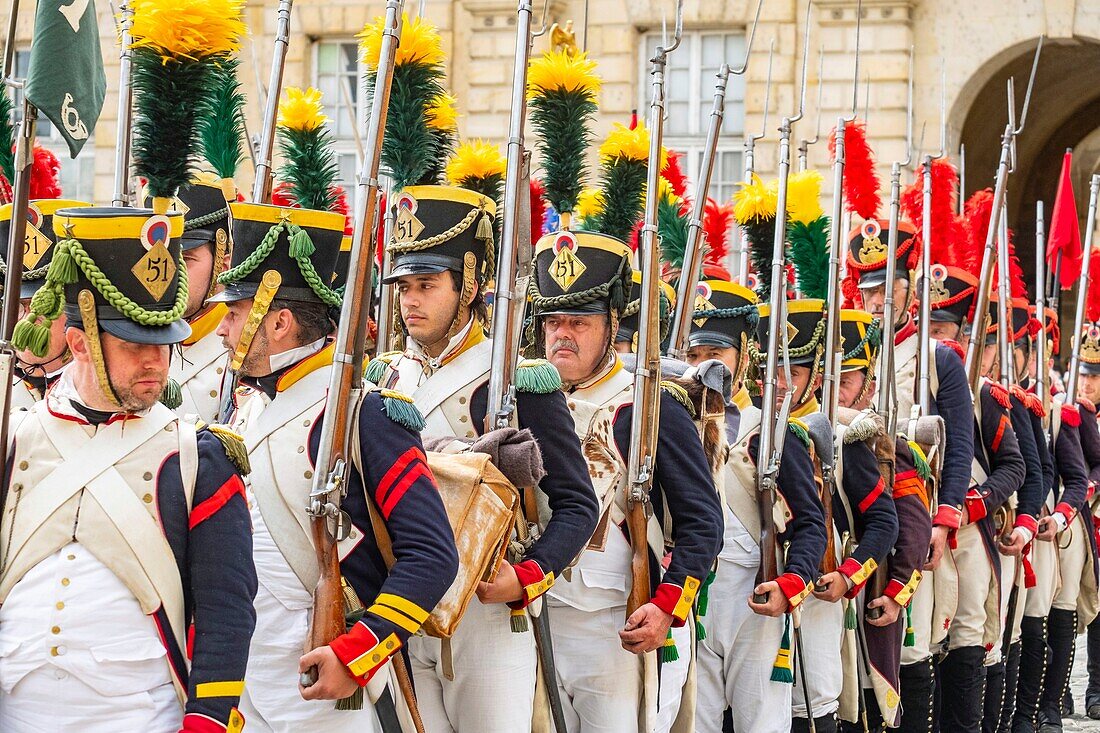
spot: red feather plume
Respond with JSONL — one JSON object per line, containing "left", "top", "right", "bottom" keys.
{"left": 530, "top": 178, "right": 547, "bottom": 246}
{"left": 1087, "top": 248, "right": 1100, "bottom": 323}
{"left": 29, "top": 146, "right": 61, "bottom": 200}
{"left": 831, "top": 120, "right": 880, "bottom": 219}
{"left": 965, "top": 188, "right": 1027, "bottom": 299}
{"left": 661, "top": 151, "right": 689, "bottom": 200}
{"left": 702, "top": 197, "right": 732, "bottom": 271}
{"left": 901, "top": 159, "right": 964, "bottom": 271}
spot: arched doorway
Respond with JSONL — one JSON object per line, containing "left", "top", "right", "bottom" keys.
{"left": 958, "top": 36, "right": 1100, "bottom": 329}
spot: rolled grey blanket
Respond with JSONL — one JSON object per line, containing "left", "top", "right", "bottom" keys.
{"left": 422, "top": 426, "right": 546, "bottom": 488}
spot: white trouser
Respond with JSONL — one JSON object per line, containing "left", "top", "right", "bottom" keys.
{"left": 546, "top": 601, "right": 642, "bottom": 733}
{"left": 693, "top": 559, "right": 791, "bottom": 733}
{"left": 1023, "top": 537, "right": 1060, "bottom": 618}
{"left": 900, "top": 571, "right": 935, "bottom": 665}
{"left": 1053, "top": 516, "right": 1088, "bottom": 612}
{"left": 935, "top": 523, "right": 996, "bottom": 650}
{"left": 409, "top": 595, "right": 537, "bottom": 733}
{"left": 792, "top": 595, "right": 844, "bottom": 719}
{"left": 985, "top": 553, "right": 1026, "bottom": 665}
{"left": 655, "top": 619, "right": 693, "bottom": 733}
{"left": 0, "top": 667, "right": 180, "bottom": 732}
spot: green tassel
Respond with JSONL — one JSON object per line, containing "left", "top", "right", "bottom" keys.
{"left": 787, "top": 419, "right": 811, "bottom": 449}
{"left": 514, "top": 359, "right": 562, "bottom": 394}
{"left": 288, "top": 227, "right": 315, "bottom": 259}
{"left": 335, "top": 686, "right": 364, "bottom": 710}
{"left": 11, "top": 319, "right": 50, "bottom": 358}
{"left": 904, "top": 604, "right": 915, "bottom": 647}
{"left": 908, "top": 440, "right": 932, "bottom": 482}
{"left": 364, "top": 358, "right": 389, "bottom": 385}
{"left": 695, "top": 619, "right": 706, "bottom": 641}
{"left": 697, "top": 570, "right": 716, "bottom": 617}
{"left": 659, "top": 629, "right": 679, "bottom": 663}
{"left": 510, "top": 608, "right": 529, "bottom": 633}
{"left": 380, "top": 390, "right": 426, "bottom": 432}
{"left": 476, "top": 211, "right": 494, "bottom": 243}
{"left": 28, "top": 284, "right": 62, "bottom": 321}
{"left": 49, "top": 241, "right": 80, "bottom": 285}
{"left": 159, "top": 377, "right": 183, "bottom": 410}
{"left": 844, "top": 598, "right": 858, "bottom": 630}
{"left": 660, "top": 381, "right": 696, "bottom": 418}
{"left": 770, "top": 615, "right": 794, "bottom": 683}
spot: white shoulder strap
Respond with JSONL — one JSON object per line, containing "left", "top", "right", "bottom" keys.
{"left": 178, "top": 418, "right": 200, "bottom": 513}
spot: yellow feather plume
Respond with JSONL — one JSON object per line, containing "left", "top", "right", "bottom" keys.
{"left": 527, "top": 50, "right": 602, "bottom": 99}
{"left": 447, "top": 140, "right": 505, "bottom": 184}
{"left": 598, "top": 123, "right": 667, "bottom": 168}
{"left": 131, "top": 0, "right": 246, "bottom": 61}
{"left": 576, "top": 187, "right": 605, "bottom": 220}
{"left": 785, "top": 170, "right": 824, "bottom": 225}
{"left": 657, "top": 177, "right": 680, "bottom": 205}
{"left": 733, "top": 174, "right": 779, "bottom": 224}
{"left": 277, "top": 87, "right": 328, "bottom": 133}
{"left": 426, "top": 93, "right": 459, "bottom": 132}
{"left": 359, "top": 13, "right": 445, "bottom": 70}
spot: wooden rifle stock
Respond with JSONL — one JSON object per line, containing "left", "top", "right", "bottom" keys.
{"left": 308, "top": 503, "right": 347, "bottom": 655}
{"left": 754, "top": 478, "right": 779, "bottom": 603}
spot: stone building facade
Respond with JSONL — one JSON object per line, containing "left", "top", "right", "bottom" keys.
{"left": 5, "top": 0, "right": 1100, "bottom": 290}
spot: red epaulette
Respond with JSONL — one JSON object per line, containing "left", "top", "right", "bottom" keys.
{"left": 1062, "top": 402, "right": 1082, "bottom": 427}
{"left": 1024, "top": 391, "right": 1046, "bottom": 418}
{"left": 1078, "top": 398, "right": 1097, "bottom": 415}
{"left": 939, "top": 339, "right": 965, "bottom": 360}
{"left": 987, "top": 380, "right": 1011, "bottom": 409}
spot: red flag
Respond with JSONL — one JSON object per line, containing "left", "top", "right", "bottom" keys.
{"left": 1047, "top": 149, "right": 1082, "bottom": 289}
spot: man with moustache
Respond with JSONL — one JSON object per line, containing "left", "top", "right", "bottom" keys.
{"left": 1, "top": 205, "right": 257, "bottom": 732}
{"left": 364, "top": 185, "right": 597, "bottom": 732}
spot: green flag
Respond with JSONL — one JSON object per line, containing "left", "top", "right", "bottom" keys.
{"left": 23, "top": 0, "right": 107, "bottom": 158}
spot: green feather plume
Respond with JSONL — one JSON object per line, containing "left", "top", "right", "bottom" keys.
{"left": 0, "top": 90, "right": 14, "bottom": 185}
{"left": 131, "top": 54, "right": 209, "bottom": 199}
{"left": 788, "top": 215, "right": 831, "bottom": 299}
{"left": 744, "top": 218, "right": 778, "bottom": 298}
{"left": 530, "top": 89, "right": 597, "bottom": 216}
{"left": 369, "top": 60, "right": 448, "bottom": 190}
{"left": 277, "top": 127, "right": 340, "bottom": 212}
{"left": 657, "top": 195, "right": 690, "bottom": 274}
{"left": 584, "top": 156, "right": 647, "bottom": 243}
{"left": 200, "top": 57, "right": 246, "bottom": 180}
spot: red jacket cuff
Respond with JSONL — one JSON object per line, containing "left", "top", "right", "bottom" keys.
{"left": 1055, "top": 502, "right": 1078, "bottom": 525}
{"left": 934, "top": 504, "right": 963, "bottom": 529}
{"left": 965, "top": 489, "right": 988, "bottom": 523}
{"left": 507, "top": 560, "right": 555, "bottom": 610}
{"left": 776, "top": 572, "right": 812, "bottom": 609}
{"left": 838, "top": 557, "right": 878, "bottom": 598}
{"left": 180, "top": 710, "right": 244, "bottom": 733}
{"left": 884, "top": 570, "right": 922, "bottom": 607}
{"left": 1014, "top": 514, "right": 1039, "bottom": 534}
{"left": 329, "top": 621, "right": 401, "bottom": 686}
{"left": 651, "top": 577, "right": 703, "bottom": 626}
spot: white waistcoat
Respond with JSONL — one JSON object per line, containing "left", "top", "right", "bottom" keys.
{"left": 174, "top": 328, "right": 230, "bottom": 424}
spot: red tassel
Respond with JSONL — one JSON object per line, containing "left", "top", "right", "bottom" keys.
{"left": 988, "top": 380, "right": 1011, "bottom": 409}
{"left": 1062, "top": 403, "right": 1082, "bottom": 427}
{"left": 530, "top": 178, "right": 547, "bottom": 245}
{"left": 831, "top": 120, "right": 881, "bottom": 220}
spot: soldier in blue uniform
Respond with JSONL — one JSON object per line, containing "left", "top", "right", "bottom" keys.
{"left": 683, "top": 278, "right": 827, "bottom": 733}
{"left": 213, "top": 198, "right": 459, "bottom": 730}
{"left": 3, "top": 205, "right": 257, "bottom": 733}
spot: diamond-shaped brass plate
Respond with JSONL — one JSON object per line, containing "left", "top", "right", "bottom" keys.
{"left": 22, "top": 223, "right": 52, "bottom": 269}
{"left": 394, "top": 207, "right": 425, "bottom": 243}
{"left": 550, "top": 246, "right": 586, "bottom": 291}
{"left": 693, "top": 295, "right": 713, "bottom": 327}
{"left": 172, "top": 196, "right": 190, "bottom": 215}
{"left": 132, "top": 241, "right": 177, "bottom": 300}
{"left": 786, "top": 321, "right": 799, "bottom": 343}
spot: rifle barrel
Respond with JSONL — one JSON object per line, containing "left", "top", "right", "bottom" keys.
{"left": 111, "top": 0, "right": 134, "bottom": 206}
{"left": 251, "top": 0, "right": 294, "bottom": 204}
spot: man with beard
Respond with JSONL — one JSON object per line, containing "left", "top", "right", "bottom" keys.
{"left": 1, "top": 205, "right": 257, "bottom": 732}
{"left": 528, "top": 229, "right": 723, "bottom": 732}
{"left": 364, "top": 185, "right": 597, "bottom": 732}
{"left": 215, "top": 200, "right": 459, "bottom": 732}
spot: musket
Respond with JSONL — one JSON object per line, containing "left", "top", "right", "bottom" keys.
{"left": 1035, "top": 200, "right": 1050, "bottom": 428}
{"left": 916, "top": 65, "right": 947, "bottom": 414}
{"left": 251, "top": 0, "right": 294, "bottom": 203}
{"left": 111, "top": 0, "right": 134, "bottom": 206}
{"left": 666, "top": 0, "right": 764, "bottom": 359}
{"left": 1064, "top": 174, "right": 1100, "bottom": 404}
{"left": 964, "top": 38, "right": 1043, "bottom": 395}
{"left": 300, "top": 0, "right": 402, "bottom": 703}
{"left": 958, "top": 144, "right": 966, "bottom": 216}
{"left": 734, "top": 38, "right": 774, "bottom": 284}
{"left": 996, "top": 199, "right": 1014, "bottom": 389}
{"left": 755, "top": 0, "right": 811, "bottom": 605}
{"left": 374, "top": 181, "right": 397, "bottom": 356}
{"left": 796, "top": 45, "right": 824, "bottom": 173}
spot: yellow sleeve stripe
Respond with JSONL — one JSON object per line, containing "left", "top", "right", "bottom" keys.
{"left": 347, "top": 633, "right": 401, "bottom": 678}
{"left": 525, "top": 571, "right": 555, "bottom": 601}
{"left": 195, "top": 680, "right": 246, "bottom": 698}
{"left": 376, "top": 593, "right": 429, "bottom": 624}
{"left": 850, "top": 558, "right": 878, "bottom": 586}
{"left": 672, "top": 576, "right": 701, "bottom": 620}
{"left": 895, "top": 570, "right": 922, "bottom": 607}
{"left": 369, "top": 603, "right": 423, "bottom": 634}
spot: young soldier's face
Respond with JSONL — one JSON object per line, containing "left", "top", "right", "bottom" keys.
{"left": 838, "top": 369, "right": 875, "bottom": 410}
{"left": 928, "top": 321, "right": 960, "bottom": 341}
{"left": 980, "top": 343, "right": 999, "bottom": 379}
{"left": 685, "top": 344, "right": 740, "bottom": 376}
{"left": 396, "top": 272, "right": 463, "bottom": 347}
{"left": 182, "top": 243, "right": 216, "bottom": 319}
{"left": 217, "top": 298, "right": 272, "bottom": 377}
{"left": 1078, "top": 372, "right": 1100, "bottom": 406}
{"left": 775, "top": 364, "right": 814, "bottom": 407}
{"left": 543, "top": 313, "right": 611, "bottom": 384}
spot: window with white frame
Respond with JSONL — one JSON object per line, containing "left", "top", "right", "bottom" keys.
{"left": 640, "top": 31, "right": 747, "bottom": 204}
{"left": 312, "top": 39, "right": 362, "bottom": 195}
{"left": 12, "top": 50, "right": 97, "bottom": 201}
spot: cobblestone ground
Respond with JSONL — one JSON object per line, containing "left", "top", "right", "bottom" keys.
{"left": 1065, "top": 636, "right": 1100, "bottom": 731}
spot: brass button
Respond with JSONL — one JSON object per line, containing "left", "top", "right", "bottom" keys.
{"left": 466, "top": 431, "right": 476, "bottom": 438}
{"left": 303, "top": 419, "right": 311, "bottom": 427}
{"left": 216, "top": 367, "right": 224, "bottom": 375}
{"left": 459, "top": 396, "right": 467, "bottom": 404}
{"left": 459, "top": 415, "right": 468, "bottom": 423}
{"left": 297, "top": 446, "right": 305, "bottom": 454}
{"left": 143, "top": 472, "right": 153, "bottom": 481}
{"left": 49, "top": 646, "right": 59, "bottom": 657}
{"left": 568, "top": 401, "right": 576, "bottom": 409}
{"left": 210, "top": 390, "right": 218, "bottom": 398}
{"left": 304, "top": 470, "right": 313, "bottom": 479}
{"left": 66, "top": 554, "right": 75, "bottom": 561}
{"left": 61, "top": 578, "right": 70, "bottom": 586}
{"left": 51, "top": 626, "right": 60, "bottom": 634}
{"left": 143, "top": 494, "right": 153, "bottom": 504}
{"left": 18, "top": 461, "right": 27, "bottom": 471}
{"left": 164, "top": 424, "right": 174, "bottom": 432}
{"left": 56, "top": 602, "right": 64, "bottom": 610}
{"left": 349, "top": 531, "right": 357, "bottom": 539}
